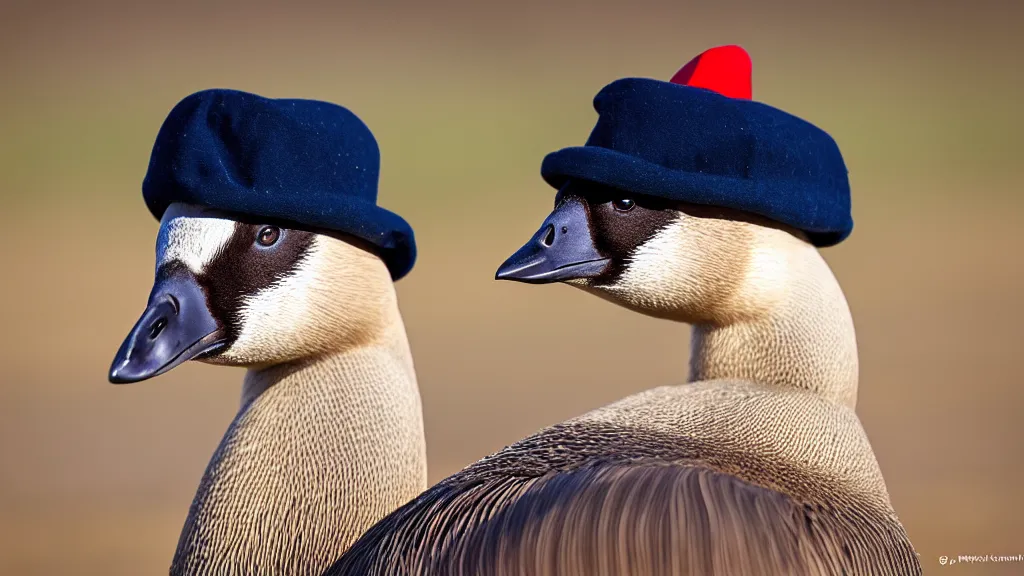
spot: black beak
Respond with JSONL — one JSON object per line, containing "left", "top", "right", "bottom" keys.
{"left": 108, "top": 273, "right": 225, "bottom": 384}
{"left": 495, "top": 197, "right": 609, "bottom": 284}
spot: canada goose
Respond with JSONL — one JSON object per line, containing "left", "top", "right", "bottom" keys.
{"left": 108, "top": 90, "right": 427, "bottom": 575}
{"left": 329, "top": 47, "right": 921, "bottom": 575}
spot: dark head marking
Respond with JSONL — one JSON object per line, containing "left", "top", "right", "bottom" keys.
{"left": 157, "top": 211, "right": 317, "bottom": 351}
{"left": 554, "top": 179, "right": 810, "bottom": 287}
{"left": 555, "top": 180, "right": 680, "bottom": 286}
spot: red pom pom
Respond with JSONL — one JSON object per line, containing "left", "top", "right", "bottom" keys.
{"left": 670, "top": 45, "right": 752, "bottom": 100}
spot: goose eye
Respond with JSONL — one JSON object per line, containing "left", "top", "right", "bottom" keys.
{"left": 256, "top": 226, "right": 281, "bottom": 247}
{"left": 612, "top": 198, "right": 635, "bottom": 212}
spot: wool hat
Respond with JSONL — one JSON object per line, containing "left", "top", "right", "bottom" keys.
{"left": 142, "top": 88, "right": 416, "bottom": 279}
{"left": 540, "top": 45, "right": 853, "bottom": 246}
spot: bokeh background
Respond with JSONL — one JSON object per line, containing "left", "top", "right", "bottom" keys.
{"left": 2, "top": 0, "right": 1022, "bottom": 574}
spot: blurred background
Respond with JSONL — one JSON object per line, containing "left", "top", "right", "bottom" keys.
{"left": 1, "top": 0, "right": 1021, "bottom": 573}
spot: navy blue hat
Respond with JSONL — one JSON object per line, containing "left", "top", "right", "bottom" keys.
{"left": 142, "top": 89, "right": 416, "bottom": 279}
{"left": 540, "top": 46, "right": 853, "bottom": 246}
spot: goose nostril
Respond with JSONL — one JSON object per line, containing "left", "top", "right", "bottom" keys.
{"left": 541, "top": 224, "right": 555, "bottom": 247}
{"left": 149, "top": 317, "right": 168, "bottom": 340}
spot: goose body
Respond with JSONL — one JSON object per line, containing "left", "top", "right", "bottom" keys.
{"left": 111, "top": 204, "right": 428, "bottom": 575}
{"left": 330, "top": 175, "right": 920, "bottom": 573}
{"left": 110, "top": 83, "right": 428, "bottom": 576}
{"left": 334, "top": 384, "right": 912, "bottom": 575}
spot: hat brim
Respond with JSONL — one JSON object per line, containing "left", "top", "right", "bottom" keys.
{"left": 145, "top": 192, "right": 416, "bottom": 280}
{"left": 298, "top": 197, "right": 416, "bottom": 281}
{"left": 541, "top": 146, "right": 850, "bottom": 247}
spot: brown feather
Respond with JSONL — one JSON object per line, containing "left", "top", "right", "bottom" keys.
{"left": 329, "top": 404, "right": 921, "bottom": 576}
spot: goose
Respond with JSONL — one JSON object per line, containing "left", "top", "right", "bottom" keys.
{"left": 329, "top": 46, "right": 921, "bottom": 575}
{"left": 108, "top": 89, "right": 428, "bottom": 575}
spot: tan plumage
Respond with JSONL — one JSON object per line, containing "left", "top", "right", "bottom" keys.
{"left": 172, "top": 346, "right": 426, "bottom": 575}
{"left": 328, "top": 192, "right": 920, "bottom": 575}
{"left": 125, "top": 205, "right": 428, "bottom": 576}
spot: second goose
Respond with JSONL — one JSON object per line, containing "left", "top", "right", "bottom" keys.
{"left": 331, "top": 46, "right": 920, "bottom": 576}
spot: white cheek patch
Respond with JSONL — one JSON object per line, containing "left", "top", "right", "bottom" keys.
{"left": 743, "top": 237, "right": 792, "bottom": 306}
{"left": 614, "top": 217, "right": 695, "bottom": 298}
{"left": 156, "top": 204, "right": 238, "bottom": 274}
{"left": 613, "top": 216, "right": 800, "bottom": 317}
{"left": 225, "top": 240, "right": 324, "bottom": 362}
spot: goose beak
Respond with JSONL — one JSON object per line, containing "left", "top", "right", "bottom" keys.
{"left": 108, "top": 273, "right": 225, "bottom": 384}
{"left": 495, "top": 197, "right": 609, "bottom": 284}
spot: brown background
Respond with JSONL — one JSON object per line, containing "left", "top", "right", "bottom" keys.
{"left": 1, "top": 0, "right": 1022, "bottom": 574}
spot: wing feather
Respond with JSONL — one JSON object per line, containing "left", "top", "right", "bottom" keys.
{"left": 327, "top": 462, "right": 920, "bottom": 576}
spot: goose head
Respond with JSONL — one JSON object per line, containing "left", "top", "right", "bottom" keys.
{"left": 496, "top": 179, "right": 810, "bottom": 326}
{"left": 109, "top": 202, "right": 395, "bottom": 383}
